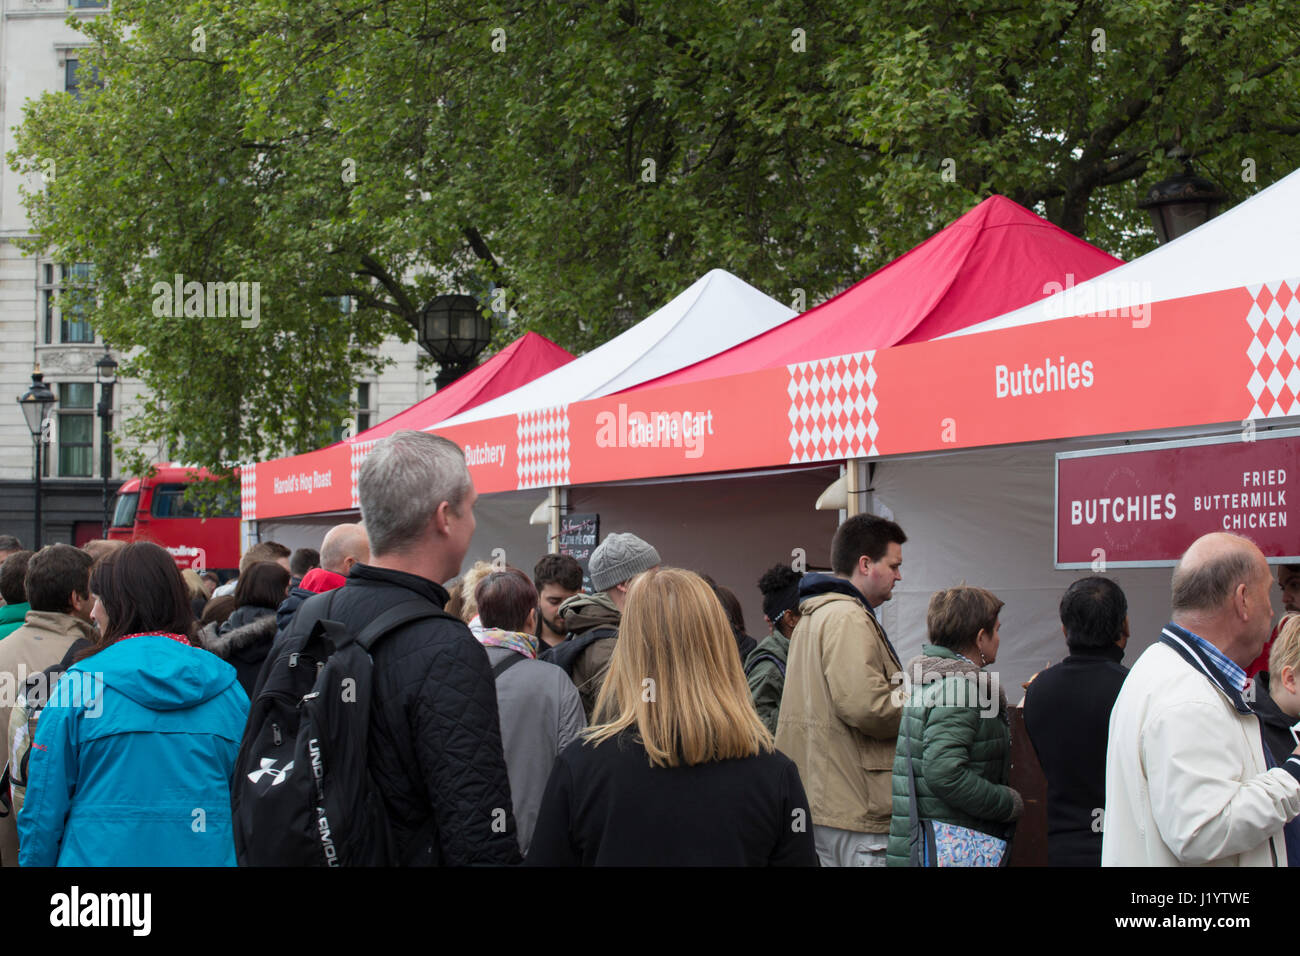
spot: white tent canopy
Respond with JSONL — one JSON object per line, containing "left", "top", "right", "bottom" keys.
{"left": 948, "top": 166, "right": 1300, "bottom": 339}
{"left": 438, "top": 269, "right": 796, "bottom": 426}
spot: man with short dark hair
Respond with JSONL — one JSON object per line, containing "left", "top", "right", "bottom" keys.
{"left": 288, "top": 547, "right": 320, "bottom": 587}
{"left": 0, "top": 536, "right": 23, "bottom": 607}
{"left": 214, "top": 541, "right": 292, "bottom": 597}
{"left": 1105, "top": 532, "right": 1300, "bottom": 866}
{"left": 775, "top": 514, "right": 906, "bottom": 867}
{"left": 0, "top": 536, "right": 23, "bottom": 564}
{"left": 1247, "top": 563, "right": 1300, "bottom": 677}
{"left": 0, "top": 551, "right": 35, "bottom": 639}
{"left": 1023, "top": 576, "right": 1130, "bottom": 866}
{"left": 533, "top": 553, "right": 583, "bottom": 650}
{"left": 0, "top": 543, "right": 96, "bottom": 866}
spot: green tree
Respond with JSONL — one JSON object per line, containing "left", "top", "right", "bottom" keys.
{"left": 10, "top": 0, "right": 1299, "bottom": 486}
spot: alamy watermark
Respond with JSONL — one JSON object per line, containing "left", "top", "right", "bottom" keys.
{"left": 1043, "top": 273, "right": 1152, "bottom": 328}
{"left": 890, "top": 662, "right": 1001, "bottom": 718}
{"left": 151, "top": 273, "right": 260, "bottom": 328}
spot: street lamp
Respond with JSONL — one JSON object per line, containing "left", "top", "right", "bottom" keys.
{"left": 1138, "top": 154, "right": 1228, "bottom": 245}
{"left": 417, "top": 294, "right": 491, "bottom": 390}
{"left": 95, "top": 348, "right": 118, "bottom": 537}
{"left": 17, "top": 365, "right": 57, "bottom": 549}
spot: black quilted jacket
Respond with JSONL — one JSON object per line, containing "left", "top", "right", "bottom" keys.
{"left": 307, "top": 563, "right": 521, "bottom": 866}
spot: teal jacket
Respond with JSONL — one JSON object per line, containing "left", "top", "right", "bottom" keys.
{"left": 0, "top": 602, "right": 29, "bottom": 639}
{"left": 18, "top": 634, "right": 249, "bottom": 866}
{"left": 886, "top": 644, "right": 1019, "bottom": 866}
{"left": 745, "top": 630, "right": 790, "bottom": 735}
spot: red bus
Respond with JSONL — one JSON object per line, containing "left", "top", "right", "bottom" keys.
{"left": 106, "top": 465, "right": 241, "bottom": 577}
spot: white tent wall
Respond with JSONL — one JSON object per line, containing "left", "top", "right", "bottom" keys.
{"left": 254, "top": 490, "right": 542, "bottom": 582}
{"left": 461, "top": 489, "right": 550, "bottom": 577}
{"left": 568, "top": 466, "right": 842, "bottom": 637}
{"left": 256, "top": 516, "right": 354, "bottom": 555}
{"left": 870, "top": 443, "right": 1174, "bottom": 695}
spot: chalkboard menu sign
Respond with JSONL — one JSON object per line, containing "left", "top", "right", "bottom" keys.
{"left": 557, "top": 513, "right": 600, "bottom": 592}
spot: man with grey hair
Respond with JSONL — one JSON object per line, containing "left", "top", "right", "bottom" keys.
{"left": 261, "top": 430, "right": 519, "bottom": 865}
{"left": 543, "top": 531, "right": 661, "bottom": 719}
{"left": 1104, "top": 532, "right": 1300, "bottom": 866}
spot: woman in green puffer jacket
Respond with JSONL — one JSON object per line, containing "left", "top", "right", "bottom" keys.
{"left": 885, "top": 586, "right": 1023, "bottom": 867}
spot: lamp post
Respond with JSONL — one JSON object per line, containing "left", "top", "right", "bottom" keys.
{"left": 416, "top": 294, "right": 492, "bottom": 390}
{"left": 17, "top": 365, "right": 57, "bottom": 549}
{"left": 95, "top": 348, "right": 118, "bottom": 537}
{"left": 1138, "top": 153, "right": 1228, "bottom": 245}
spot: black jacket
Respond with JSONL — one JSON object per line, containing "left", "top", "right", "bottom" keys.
{"left": 275, "top": 585, "right": 315, "bottom": 633}
{"left": 279, "top": 563, "right": 520, "bottom": 866}
{"left": 1252, "top": 672, "right": 1299, "bottom": 766}
{"left": 202, "top": 604, "right": 278, "bottom": 698}
{"left": 1250, "top": 671, "right": 1300, "bottom": 865}
{"left": 1022, "top": 643, "right": 1128, "bottom": 867}
{"left": 526, "top": 730, "right": 818, "bottom": 866}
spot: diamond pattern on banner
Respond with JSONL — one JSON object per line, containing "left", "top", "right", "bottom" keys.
{"left": 1246, "top": 279, "right": 1300, "bottom": 419}
{"left": 239, "top": 464, "right": 257, "bottom": 520}
{"left": 516, "top": 405, "right": 570, "bottom": 490}
{"left": 349, "top": 440, "right": 378, "bottom": 509}
{"left": 787, "top": 351, "right": 878, "bottom": 464}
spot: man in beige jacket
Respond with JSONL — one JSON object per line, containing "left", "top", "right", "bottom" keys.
{"left": 0, "top": 544, "right": 96, "bottom": 866}
{"left": 775, "top": 514, "right": 906, "bottom": 866}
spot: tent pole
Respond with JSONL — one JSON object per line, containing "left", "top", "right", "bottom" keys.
{"left": 845, "top": 458, "right": 865, "bottom": 517}
{"left": 548, "top": 486, "right": 566, "bottom": 553}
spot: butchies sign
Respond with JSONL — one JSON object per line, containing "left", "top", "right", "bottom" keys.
{"left": 1056, "top": 429, "right": 1300, "bottom": 568}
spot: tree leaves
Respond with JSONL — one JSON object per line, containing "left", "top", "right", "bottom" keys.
{"left": 8, "top": 0, "right": 1298, "bottom": 488}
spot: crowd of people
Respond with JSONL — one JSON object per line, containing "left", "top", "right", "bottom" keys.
{"left": 0, "top": 428, "right": 1298, "bottom": 867}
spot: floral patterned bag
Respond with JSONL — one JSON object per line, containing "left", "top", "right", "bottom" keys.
{"left": 904, "top": 718, "right": 1009, "bottom": 867}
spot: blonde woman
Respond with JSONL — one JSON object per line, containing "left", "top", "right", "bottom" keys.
{"left": 1257, "top": 614, "right": 1300, "bottom": 777}
{"left": 526, "top": 567, "right": 817, "bottom": 866}
{"left": 1254, "top": 611, "right": 1300, "bottom": 865}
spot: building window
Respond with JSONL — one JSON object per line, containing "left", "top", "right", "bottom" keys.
{"left": 60, "top": 263, "right": 95, "bottom": 343}
{"left": 40, "top": 262, "right": 96, "bottom": 344}
{"left": 328, "top": 381, "right": 375, "bottom": 442}
{"left": 71, "top": 1, "right": 109, "bottom": 8}
{"left": 64, "top": 58, "right": 101, "bottom": 100}
{"left": 56, "top": 382, "right": 94, "bottom": 478}
{"left": 39, "top": 263, "right": 55, "bottom": 345}
{"left": 356, "top": 382, "right": 373, "bottom": 432}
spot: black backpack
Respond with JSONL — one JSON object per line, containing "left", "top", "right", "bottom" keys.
{"left": 231, "top": 590, "right": 452, "bottom": 866}
{"left": 540, "top": 625, "right": 618, "bottom": 676}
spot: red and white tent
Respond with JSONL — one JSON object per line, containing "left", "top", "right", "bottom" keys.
{"left": 640, "top": 195, "right": 1121, "bottom": 388}
{"left": 428, "top": 173, "right": 1298, "bottom": 664}
{"left": 240, "top": 331, "right": 574, "bottom": 527}
{"left": 418, "top": 196, "right": 1131, "bottom": 632}
{"left": 429, "top": 195, "right": 1128, "bottom": 493}
{"left": 243, "top": 270, "right": 798, "bottom": 562}
{"left": 352, "top": 332, "right": 574, "bottom": 443}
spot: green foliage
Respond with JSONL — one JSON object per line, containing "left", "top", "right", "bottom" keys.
{"left": 9, "top": 0, "right": 1299, "bottom": 487}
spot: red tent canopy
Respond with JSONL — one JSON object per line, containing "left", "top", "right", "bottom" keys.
{"left": 640, "top": 195, "right": 1122, "bottom": 389}
{"left": 350, "top": 331, "right": 574, "bottom": 442}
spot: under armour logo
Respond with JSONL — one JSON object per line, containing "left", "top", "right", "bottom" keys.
{"left": 247, "top": 757, "right": 294, "bottom": 786}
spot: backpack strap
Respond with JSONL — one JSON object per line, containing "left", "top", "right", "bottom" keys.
{"left": 491, "top": 652, "right": 527, "bottom": 679}
{"left": 354, "top": 597, "right": 457, "bottom": 652}
{"left": 744, "top": 652, "right": 786, "bottom": 679}
{"left": 290, "top": 590, "right": 457, "bottom": 655}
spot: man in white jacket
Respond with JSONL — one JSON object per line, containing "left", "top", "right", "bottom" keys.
{"left": 1104, "top": 532, "right": 1300, "bottom": 866}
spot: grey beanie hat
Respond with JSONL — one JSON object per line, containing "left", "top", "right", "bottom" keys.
{"left": 589, "top": 532, "right": 661, "bottom": 592}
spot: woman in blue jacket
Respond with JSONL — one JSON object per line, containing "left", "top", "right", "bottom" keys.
{"left": 19, "top": 542, "right": 249, "bottom": 866}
